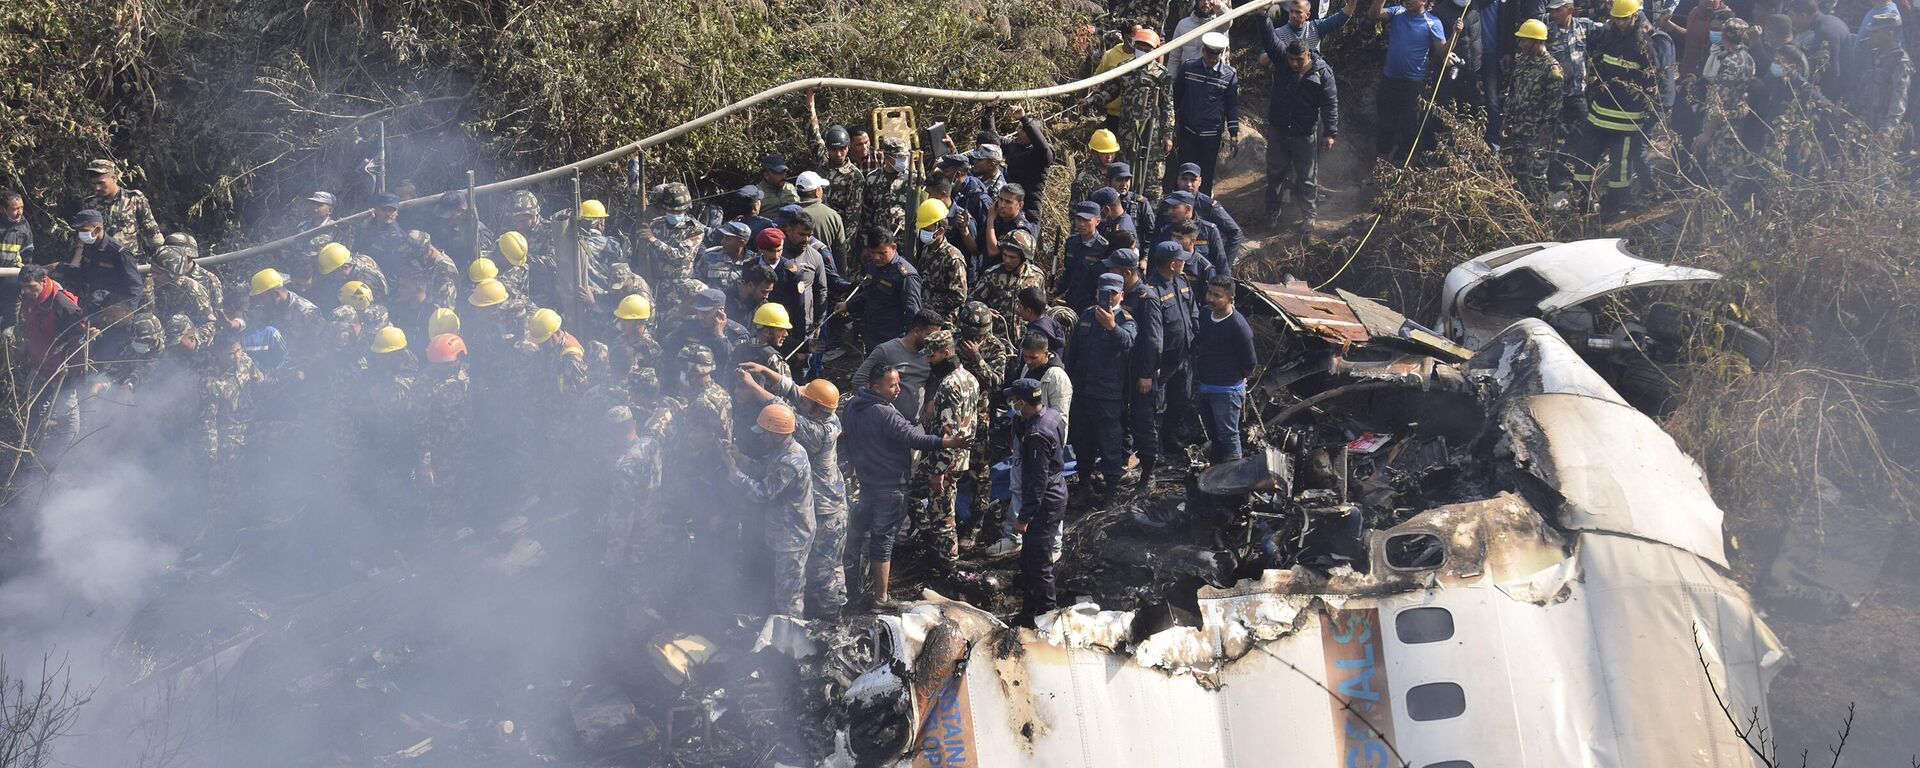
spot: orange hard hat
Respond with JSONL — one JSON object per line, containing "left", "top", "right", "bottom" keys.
{"left": 427, "top": 332, "right": 467, "bottom": 364}
{"left": 799, "top": 379, "right": 841, "bottom": 410}
{"left": 1130, "top": 27, "right": 1162, "bottom": 48}
{"left": 755, "top": 403, "right": 796, "bottom": 435}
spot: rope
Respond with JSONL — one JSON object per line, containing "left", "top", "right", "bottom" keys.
{"left": 5, "top": 0, "right": 1281, "bottom": 278}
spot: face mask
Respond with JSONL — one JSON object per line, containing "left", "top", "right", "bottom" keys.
{"left": 78, "top": 231, "right": 97, "bottom": 245}
{"left": 1769, "top": 63, "right": 1785, "bottom": 77}
{"left": 130, "top": 341, "right": 153, "bottom": 354}
{"left": 892, "top": 157, "right": 909, "bottom": 173}
{"left": 918, "top": 229, "right": 938, "bottom": 244}
{"left": 1134, "top": 48, "right": 1153, "bottom": 59}
{"left": 665, "top": 213, "right": 689, "bottom": 226}
{"left": 1709, "top": 30, "right": 1723, "bottom": 45}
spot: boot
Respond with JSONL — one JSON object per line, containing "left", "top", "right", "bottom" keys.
{"left": 870, "top": 561, "right": 892, "bottom": 608}
{"left": 1134, "top": 456, "right": 1157, "bottom": 496}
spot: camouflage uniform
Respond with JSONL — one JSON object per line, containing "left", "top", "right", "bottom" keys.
{"left": 1070, "top": 164, "right": 1111, "bottom": 208}
{"left": 812, "top": 123, "right": 870, "bottom": 240}
{"left": 1501, "top": 50, "right": 1566, "bottom": 198}
{"left": 199, "top": 350, "right": 262, "bottom": 486}
{"left": 152, "top": 247, "right": 218, "bottom": 346}
{"left": 321, "top": 255, "right": 390, "bottom": 305}
{"left": 500, "top": 261, "right": 532, "bottom": 300}
{"left": 420, "top": 366, "right": 472, "bottom": 510}
{"left": 82, "top": 187, "right": 164, "bottom": 261}
{"left": 1704, "top": 44, "right": 1757, "bottom": 186}
{"left": 679, "top": 344, "right": 732, "bottom": 441}
{"left": 397, "top": 232, "right": 460, "bottom": 310}
{"left": 766, "top": 376, "right": 848, "bottom": 615}
{"left": 611, "top": 328, "right": 663, "bottom": 381}
{"left": 956, "top": 302, "right": 1014, "bottom": 516}
{"left": 637, "top": 217, "right": 708, "bottom": 285}
{"left": 913, "top": 238, "right": 970, "bottom": 319}
{"left": 727, "top": 436, "right": 814, "bottom": 617}
{"left": 655, "top": 277, "right": 710, "bottom": 323}
{"left": 738, "top": 337, "right": 791, "bottom": 380}
{"left": 916, "top": 341, "right": 980, "bottom": 565}
{"left": 972, "top": 260, "right": 1047, "bottom": 322}
{"left": 863, "top": 139, "right": 915, "bottom": 239}
{"left": 361, "top": 362, "right": 424, "bottom": 497}
{"left": 605, "top": 407, "right": 670, "bottom": 573}
{"left": 1088, "top": 60, "right": 1175, "bottom": 194}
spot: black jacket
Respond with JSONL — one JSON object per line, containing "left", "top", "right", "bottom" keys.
{"left": 842, "top": 387, "right": 946, "bottom": 490}
{"left": 1268, "top": 55, "right": 1340, "bottom": 138}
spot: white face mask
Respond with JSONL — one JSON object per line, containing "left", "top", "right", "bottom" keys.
{"left": 1769, "top": 63, "right": 1785, "bottom": 77}
{"left": 892, "top": 157, "right": 909, "bottom": 173}
{"left": 918, "top": 229, "right": 938, "bottom": 244}
{"left": 78, "top": 231, "right": 98, "bottom": 245}
{"left": 665, "top": 213, "right": 689, "bottom": 226}
{"left": 1133, "top": 48, "right": 1153, "bottom": 59}
{"left": 130, "top": 341, "right": 153, "bottom": 354}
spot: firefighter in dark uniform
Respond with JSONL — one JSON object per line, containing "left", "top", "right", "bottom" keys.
{"left": 1572, "top": 0, "right": 1658, "bottom": 218}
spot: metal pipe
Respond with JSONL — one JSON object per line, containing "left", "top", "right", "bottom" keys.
{"left": 467, "top": 169, "right": 479, "bottom": 263}
{"left": 378, "top": 121, "right": 388, "bottom": 194}
{"left": 21, "top": 0, "right": 1273, "bottom": 277}
{"left": 1262, "top": 381, "right": 1404, "bottom": 432}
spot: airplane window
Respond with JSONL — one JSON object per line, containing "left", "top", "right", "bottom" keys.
{"left": 1395, "top": 607, "right": 1455, "bottom": 644}
{"left": 1406, "top": 682, "right": 1466, "bottom": 721}
{"left": 1423, "top": 762, "right": 1474, "bottom": 768}
{"left": 1384, "top": 533, "right": 1446, "bottom": 570}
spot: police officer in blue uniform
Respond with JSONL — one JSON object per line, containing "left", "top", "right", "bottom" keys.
{"left": 1127, "top": 241, "right": 1199, "bottom": 497}
{"left": 1056, "top": 201, "right": 1112, "bottom": 311}
{"left": 1006, "top": 378, "right": 1068, "bottom": 626}
{"left": 1154, "top": 191, "right": 1233, "bottom": 277}
{"left": 840, "top": 227, "right": 923, "bottom": 348}
{"left": 1064, "top": 272, "right": 1136, "bottom": 501}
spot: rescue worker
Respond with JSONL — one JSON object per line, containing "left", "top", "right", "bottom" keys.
{"left": 738, "top": 363, "right": 848, "bottom": 620}
{"left": 807, "top": 90, "right": 869, "bottom": 247}
{"left": 602, "top": 403, "right": 669, "bottom": 591}
{"left": 497, "top": 231, "right": 533, "bottom": 299}
{"left": 355, "top": 193, "right": 413, "bottom": 274}
{"left": 246, "top": 268, "right": 321, "bottom": 343}
{"left": 1104, "top": 162, "right": 1157, "bottom": 234}
{"left": 697, "top": 221, "right": 754, "bottom": 291}
{"left": 840, "top": 228, "right": 923, "bottom": 349}
{"left": 862, "top": 138, "right": 914, "bottom": 238}
{"left": 972, "top": 231, "right": 1047, "bottom": 323}
{"left": 1856, "top": 11, "right": 1911, "bottom": 137}
{"left": 465, "top": 278, "right": 533, "bottom": 364}
{"left": 1006, "top": 377, "right": 1068, "bottom": 626}
{"left": 610, "top": 294, "right": 662, "bottom": 380}
{"left": 0, "top": 190, "right": 31, "bottom": 331}
{"left": 1084, "top": 28, "right": 1177, "bottom": 194}
{"left": 1573, "top": 0, "right": 1659, "bottom": 218}
{"left": 1155, "top": 191, "right": 1230, "bottom": 276}
{"left": 80, "top": 159, "right": 164, "bottom": 262}
{"left": 914, "top": 329, "right": 979, "bottom": 572}
{"left": 421, "top": 190, "right": 493, "bottom": 264}
{"left": 315, "top": 242, "right": 390, "bottom": 305}
{"left": 1172, "top": 32, "right": 1242, "bottom": 193}
{"left": 660, "top": 288, "right": 744, "bottom": 385}
{"left": 1069, "top": 129, "right": 1122, "bottom": 205}
{"left": 756, "top": 154, "right": 801, "bottom": 211}
{"left": 842, "top": 366, "right": 970, "bottom": 607}
{"left": 420, "top": 333, "right": 473, "bottom": 502}
{"left": 1693, "top": 18, "right": 1757, "bottom": 192}
{"left": 1058, "top": 201, "right": 1112, "bottom": 312}
{"left": 18, "top": 264, "right": 87, "bottom": 448}
{"left": 981, "top": 184, "right": 1040, "bottom": 269}
{"left": 1091, "top": 186, "right": 1140, "bottom": 244}
{"left": 677, "top": 343, "right": 732, "bottom": 440}
{"left": 721, "top": 401, "right": 815, "bottom": 617}
{"left": 198, "top": 331, "right": 265, "bottom": 490}
{"left": 65, "top": 209, "right": 144, "bottom": 310}
{"left": 522, "top": 307, "right": 591, "bottom": 399}
{"left": 1504, "top": 20, "right": 1567, "bottom": 200}
{"left": 1544, "top": 0, "right": 1601, "bottom": 206}
{"left": 638, "top": 183, "right": 707, "bottom": 285}
{"left": 152, "top": 244, "right": 219, "bottom": 346}
{"left": 1065, "top": 272, "right": 1136, "bottom": 501}
{"left": 468, "top": 257, "right": 498, "bottom": 287}
{"left": 911, "top": 199, "right": 970, "bottom": 319}
{"left": 742, "top": 302, "right": 795, "bottom": 380}
{"left": 1130, "top": 241, "right": 1198, "bottom": 496}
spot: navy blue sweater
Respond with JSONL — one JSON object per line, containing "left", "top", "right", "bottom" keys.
{"left": 1192, "top": 308, "right": 1256, "bottom": 387}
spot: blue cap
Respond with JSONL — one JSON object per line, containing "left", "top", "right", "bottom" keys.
{"left": 735, "top": 184, "right": 764, "bottom": 201}
{"left": 1003, "top": 378, "right": 1044, "bottom": 401}
{"left": 691, "top": 287, "right": 726, "bottom": 312}
{"left": 70, "top": 209, "right": 104, "bottom": 227}
{"left": 1104, "top": 249, "right": 1140, "bottom": 270}
{"left": 373, "top": 193, "right": 403, "bottom": 209}
{"left": 937, "top": 153, "right": 970, "bottom": 168}
{"left": 1072, "top": 201, "right": 1101, "bottom": 220}
{"left": 1177, "top": 162, "right": 1203, "bottom": 178}
{"left": 1150, "top": 241, "right": 1190, "bottom": 263}
{"left": 1090, "top": 187, "right": 1120, "bottom": 206}
{"left": 720, "top": 221, "right": 752, "bottom": 240}
{"left": 436, "top": 190, "right": 468, "bottom": 210}
{"left": 1105, "top": 162, "right": 1134, "bottom": 179}
{"left": 776, "top": 203, "right": 805, "bottom": 222}
{"left": 1164, "top": 191, "right": 1197, "bottom": 207}
{"left": 1097, "top": 273, "right": 1126, "bottom": 295}
{"left": 761, "top": 154, "right": 790, "bottom": 173}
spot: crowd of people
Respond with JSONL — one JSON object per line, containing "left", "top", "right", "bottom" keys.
{"left": 0, "top": 0, "right": 1907, "bottom": 629}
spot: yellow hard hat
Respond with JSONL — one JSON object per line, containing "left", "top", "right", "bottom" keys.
{"left": 752, "top": 302, "right": 793, "bottom": 330}
{"left": 317, "top": 242, "right": 352, "bottom": 275}
{"left": 1610, "top": 0, "right": 1641, "bottom": 17}
{"left": 915, "top": 198, "right": 950, "bottom": 231}
{"left": 1517, "top": 18, "right": 1549, "bottom": 39}
{"left": 468, "top": 257, "right": 499, "bottom": 283}
{"left": 755, "top": 403, "right": 796, "bottom": 435}
{"left": 527, "top": 307, "right": 562, "bottom": 343}
{"left": 249, "top": 268, "right": 286, "bottom": 296}
{"left": 1089, "top": 129, "right": 1121, "bottom": 155}
{"left": 614, "top": 294, "right": 653, "bottom": 320}
{"left": 428, "top": 307, "right": 462, "bottom": 337}
{"left": 468, "top": 278, "right": 508, "bottom": 307}
{"left": 339, "top": 280, "right": 373, "bottom": 310}
{"left": 579, "top": 199, "right": 608, "bottom": 219}
{"left": 497, "top": 231, "right": 529, "bottom": 266}
{"left": 370, "top": 325, "right": 408, "bottom": 354}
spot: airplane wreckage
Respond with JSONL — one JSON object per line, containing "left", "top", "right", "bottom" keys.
{"left": 92, "top": 251, "right": 1784, "bottom": 768}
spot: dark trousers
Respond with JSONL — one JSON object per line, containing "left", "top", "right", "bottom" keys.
{"left": 1127, "top": 361, "right": 1193, "bottom": 459}
{"left": 1549, "top": 95, "right": 1588, "bottom": 191}
{"left": 1070, "top": 396, "right": 1127, "bottom": 481}
{"left": 1376, "top": 78, "right": 1426, "bottom": 163}
{"left": 846, "top": 485, "right": 908, "bottom": 569}
{"left": 1175, "top": 129, "right": 1224, "bottom": 194}
{"left": 1571, "top": 123, "right": 1650, "bottom": 215}
{"left": 1264, "top": 134, "right": 1319, "bottom": 223}
{"left": 1019, "top": 493, "right": 1064, "bottom": 619}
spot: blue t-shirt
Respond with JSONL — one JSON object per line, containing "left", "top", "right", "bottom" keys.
{"left": 1383, "top": 6, "right": 1447, "bottom": 81}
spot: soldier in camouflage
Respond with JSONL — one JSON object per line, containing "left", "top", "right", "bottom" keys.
{"left": 199, "top": 332, "right": 264, "bottom": 491}
{"left": 1691, "top": 19, "right": 1756, "bottom": 192}
{"left": 678, "top": 343, "right": 732, "bottom": 441}
{"left": 315, "top": 242, "right": 391, "bottom": 307}
{"left": 1070, "top": 129, "right": 1123, "bottom": 206}
{"left": 971, "top": 231, "right": 1048, "bottom": 323}
{"left": 636, "top": 182, "right": 708, "bottom": 285}
{"left": 1502, "top": 21, "right": 1567, "bottom": 200}
{"left": 1084, "top": 30, "right": 1177, "bottom": 195}
{"left": 912, "top": 331, "right": 979, "bottom": 569}
{"left": 420, "top": 332, "right": 473, "bottom": 518}
{"left": 738, "top": 362, "right": 848, "bottom": 619}
{"left": 723, "top": 401, "right": 814, "bottom": 618}
{"left": 603, "top": 404, "right": 671, "bottom": 587}
{"left": 808, "top": 90, "right": 870, "bottom": 249}
{"left": 162, "top": 233, "right": 226, "bottom": 316}
{"left": 81, "top": 159, "right": 165, "bottom": 262}
{"left": 911, "top": 198, "right": 970, "bottom": 320}
{"left": 954, "top": 300, "right": 1012, "bottom": 543}
{"left": 398, "top": 230, "right": 461, "bottom": 311}
{"left": 863, "top": 137, "right": 915, "bottom": 240}
{"left": 152, "top": 245, "right": 219, "bottom": 347}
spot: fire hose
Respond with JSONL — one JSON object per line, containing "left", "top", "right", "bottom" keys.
{"left": 0, "top": 0, "right": 1279, "bottom": 278}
